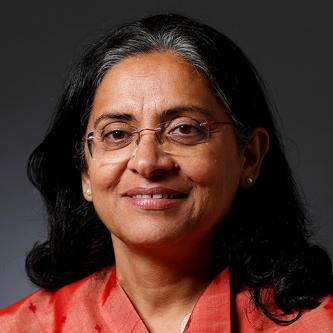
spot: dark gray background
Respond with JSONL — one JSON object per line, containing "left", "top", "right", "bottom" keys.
{"left": 1, "top": 1, "right": 332, "bottom": 308}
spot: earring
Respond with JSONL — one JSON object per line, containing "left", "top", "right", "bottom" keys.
{"left": 86, "top": 188, "right": 92, "bottom": 196}
{"left": 246, "top": 177, "right": 254, "bottom": 185}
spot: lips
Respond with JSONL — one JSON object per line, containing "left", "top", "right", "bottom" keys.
{"left": 123, "top": 187, "right": 188, "bottom": 210}
{"left": 131, "top": 194, "right": 182, "bottom": 199}
{"left": 123, "top": 187, "right": 187, "bottom": 198}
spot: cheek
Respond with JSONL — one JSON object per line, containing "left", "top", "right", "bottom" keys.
{"left": 183, "top": 145, "right": 243, "bottom": 218}
{"left": 87, "top": 161, "right": 128, "bottom": 228}
{"left": 184, "top": 146, "right": 242, "bottom": 189}
{"left": 88, "top": 160, "right": 127, "bottom": 193}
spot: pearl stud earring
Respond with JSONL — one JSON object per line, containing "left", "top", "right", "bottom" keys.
{"left": 86, "top": 188, "right": 92, "bottom": 196}
{"left": 246, "top": 177, "right": 254, "bottom": 185}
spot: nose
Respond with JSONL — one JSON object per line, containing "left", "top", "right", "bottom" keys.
{"left": 127, "top": 131, "right": 177, "bottom": 179}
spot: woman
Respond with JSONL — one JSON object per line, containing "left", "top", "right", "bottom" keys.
{"left": 1, "top": 14, "right": 332, "bottom": 332}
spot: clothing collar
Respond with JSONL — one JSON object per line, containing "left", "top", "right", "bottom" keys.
{"left": 101, "top": 267, "right": 231, "bottom": 332}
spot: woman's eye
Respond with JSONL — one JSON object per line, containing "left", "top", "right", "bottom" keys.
{"left": 170, "top": 124, "right": 202, "bottom": 136}
{"left": 100, "top": 122, "right": 134, "bottom": 144}
{"left": 103, "top": 129, "right": 131, "bottom": 143}
{"left": 167, "top": 122, "right": 207, "bottom": 145}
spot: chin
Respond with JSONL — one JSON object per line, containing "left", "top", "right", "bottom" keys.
{"left": 111, "top": 226, "right": 190, "bottom": 249}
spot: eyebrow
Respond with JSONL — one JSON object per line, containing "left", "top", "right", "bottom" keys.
{"left": 93, "top": 105, "right": 215, "bottom": 128}
{"left": 160, "top": 105, "right": 214, "bottom": 120}
{"left": 94, "top": 113, "right": 136, "bottom": 128}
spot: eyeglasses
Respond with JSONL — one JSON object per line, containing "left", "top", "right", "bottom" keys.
{"left": 85, "top": 116, "right": 233, "bottom": 163}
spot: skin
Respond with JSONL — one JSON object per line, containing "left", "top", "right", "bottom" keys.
{"left": 82, "top": 51, "right": 269, "bottom": 333}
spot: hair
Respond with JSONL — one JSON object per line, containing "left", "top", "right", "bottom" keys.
{"left": 26, "top": 13, "right": 333, "bottom": 324}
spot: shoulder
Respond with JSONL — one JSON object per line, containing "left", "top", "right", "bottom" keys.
{"left": 235, "top": 289, "right": 333, "bottom": 332}
{"left": 286, "top": 295, "right": 333, "bottom": 333}
{"left": 0, "top": 267, "right": 114, "bottom": 333}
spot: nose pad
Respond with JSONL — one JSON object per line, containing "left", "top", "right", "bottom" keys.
{"left": 128, "top": 130, "right": 176, "bottom": 178}
{"left": 134, "top": 128, "right": 162, "bottom": 146}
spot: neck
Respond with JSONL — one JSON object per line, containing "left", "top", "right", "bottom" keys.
{"left": 112, "top": 236, "right": 218, "bottom": 318}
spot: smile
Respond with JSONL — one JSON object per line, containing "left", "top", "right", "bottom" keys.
{"left": 123, "top": 187, "right": 188, "bottom": 210}
{"left": 123, "top": 187, "right": 188, "bottom": 198}
{"left": 130, "top": 194, "right": 185, "bottom": 199}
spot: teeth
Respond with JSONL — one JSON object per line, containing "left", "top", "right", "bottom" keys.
{"left": 131, "top": 194, "right": 176, "bottom": 199}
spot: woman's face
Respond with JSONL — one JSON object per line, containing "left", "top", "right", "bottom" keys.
{"left": 82, "top": 52, "right": 247, "bottom": 250}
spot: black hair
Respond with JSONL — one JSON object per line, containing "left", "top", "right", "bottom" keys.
{"left": 26, "top": 13, "right": 333, "bottom": 324}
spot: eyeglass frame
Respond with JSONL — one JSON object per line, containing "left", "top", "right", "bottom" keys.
{"left": 84, "top": 119, "right": 234, "bottom": 158}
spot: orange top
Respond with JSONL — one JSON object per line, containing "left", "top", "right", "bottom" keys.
{"left": 1, "top": 267, "right": 332, "bottom": 332}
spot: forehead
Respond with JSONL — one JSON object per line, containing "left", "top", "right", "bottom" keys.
{"left": 88, "top": 51, "right": 226, "bottom": 128}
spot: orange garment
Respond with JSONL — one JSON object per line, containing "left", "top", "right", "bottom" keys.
{"left": 1, "top": 267, "right": 332, "bottom": 332}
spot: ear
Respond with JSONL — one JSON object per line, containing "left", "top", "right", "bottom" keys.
{"left": 240, "top": 128, "right": 269, "bottom": 188}
{"left": 81, "top": 170, "right": 93, "bottom": 202}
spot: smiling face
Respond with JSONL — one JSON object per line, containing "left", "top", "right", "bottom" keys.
{"left": 82, "top": 51, "right": 247, "bottom": 251}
